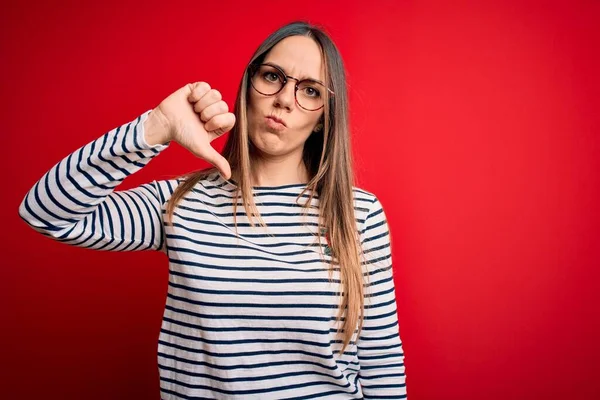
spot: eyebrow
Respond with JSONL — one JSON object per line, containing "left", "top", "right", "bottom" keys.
{"left": 265, "top": 62, "right": 326, "bottom": 86}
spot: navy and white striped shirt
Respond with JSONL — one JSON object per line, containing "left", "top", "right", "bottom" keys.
{"left": 19, "top": 110, "right": 407, "bottom": 399}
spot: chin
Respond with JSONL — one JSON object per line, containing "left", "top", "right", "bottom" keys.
{"left": 248, "top": 133, "right": 278, "bottom": 154}
{"left": 254, "top": 143, "right": 287, "bottom": 157}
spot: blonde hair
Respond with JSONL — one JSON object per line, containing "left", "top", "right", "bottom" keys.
{"left": 166, "top": 21, "right": 368, "bottom": 355}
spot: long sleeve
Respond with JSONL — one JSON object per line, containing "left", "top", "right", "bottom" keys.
{"left": 357, "top": 197, "right": 407, "bottom": 399}
{"left": 18, "top": 110, "right": 174, "bottom": 252}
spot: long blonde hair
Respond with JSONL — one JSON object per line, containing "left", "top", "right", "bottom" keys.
{"left": 166, "top": 21, "right": 367, "bottom": 355}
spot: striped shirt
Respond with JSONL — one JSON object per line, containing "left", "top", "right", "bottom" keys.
{"left": 18, "top": 110, "right": 407, "bottom": 399}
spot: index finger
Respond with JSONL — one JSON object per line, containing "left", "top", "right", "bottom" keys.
{"left": 186, "top": 82, "right": 212, "bottom": 103}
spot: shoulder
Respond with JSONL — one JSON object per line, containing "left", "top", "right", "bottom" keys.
{"left": 351, "top": 185, "right": 390, "bottom": 238}
{"left": 351, "top": 185, "right": 385, "bottom": 216}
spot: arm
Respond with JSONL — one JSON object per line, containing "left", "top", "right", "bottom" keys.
{"left": 18, "top": 110, "right": 176, "bottom": 252}
{"left": 357, "top": 197, "right": 407, "bottom": 399}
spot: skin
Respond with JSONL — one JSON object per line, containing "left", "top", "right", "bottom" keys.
{"left": 245, "top": 35, "right": 325, "bottom": 187}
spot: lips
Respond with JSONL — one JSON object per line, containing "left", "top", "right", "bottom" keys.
{"left": 267, "top": 115, "right": 287, "bottom": 127}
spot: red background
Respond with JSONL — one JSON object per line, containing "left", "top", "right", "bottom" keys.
{"left": 2, "top": 1, "right": 599, "bottom": 399}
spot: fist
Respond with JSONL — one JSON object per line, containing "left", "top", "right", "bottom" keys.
{"left": 148, "top": 82, "right": 236, "bottom": 179}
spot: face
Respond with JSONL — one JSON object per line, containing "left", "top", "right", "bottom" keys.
{"left": 247, "top": 35, "right": 325, "bottom": 158}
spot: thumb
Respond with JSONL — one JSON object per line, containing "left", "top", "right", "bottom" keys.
{"left": 197, "top": 145, "right": 232, "bottom": 180}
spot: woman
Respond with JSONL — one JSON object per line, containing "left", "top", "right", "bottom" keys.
{"left": 19, "top": 21, "right": 407, "bottom": 399}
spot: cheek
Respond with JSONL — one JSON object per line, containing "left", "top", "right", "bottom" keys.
{"left": 248, "top": 90, "right": 267, "bottom": 111}
{"left": 298, "top": 114, "right": 321, "bottom": 130}
{"left": 247, "top": 94, "right": 271, "bottom": 129}
{"left": 246, "top": 102, "right": 261, "bottom": 134}
{"left": 291, "top": 113, "right": 323, "bottom": 140}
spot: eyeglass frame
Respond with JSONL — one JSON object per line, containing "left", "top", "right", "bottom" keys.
{"left": 248, "top": 62, "right": 335, "bottom": 111}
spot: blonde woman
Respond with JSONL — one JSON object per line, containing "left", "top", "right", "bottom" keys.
{"left": 19, "top": 21, "right": 407, "bottom": 399}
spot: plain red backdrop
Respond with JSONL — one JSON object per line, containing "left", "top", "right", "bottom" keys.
{"left": 2, "top": 0, "right": 599, "bottom": 399}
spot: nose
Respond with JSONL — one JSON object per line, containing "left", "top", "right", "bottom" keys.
{"left": 273, "top": 80, "right": 296, "bottom": 111}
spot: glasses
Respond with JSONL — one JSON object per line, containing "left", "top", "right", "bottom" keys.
{"left": 249, "top": 63, "right": 334, "bottom": 111}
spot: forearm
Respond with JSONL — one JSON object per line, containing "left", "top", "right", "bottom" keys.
{"left": 19, "top": 111, "right": 169, "bottom": 246}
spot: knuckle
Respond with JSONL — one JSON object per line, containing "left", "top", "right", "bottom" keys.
{"left": 210, "top": 89, "right": 222, "bottom": 101}
{"left": 205, "top": 118, "right": 217, "bottom": 131}
{"left": 192, "top": 82, "right": 211, "bottom": 99}
{"left": 197, "top": 81, "right": 211, "bottom": 92}
{"left": 212, "top": 115, "right": 226, "bottom": 130}
{"left": 219, "top": 101, "right": 229, "bottom": 112}
{"left": 200, "top": 109, "right": 209, "bottom": 122}
{"left": 212, "top": 113, "right": 224, "bottom": 126}
{"left": 227, "top": 113, "right": 236, "bottom": 125}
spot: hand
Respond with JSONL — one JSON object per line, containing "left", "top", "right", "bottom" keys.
{"left": 145, "top": 82, "right": 236, "bottom": 179}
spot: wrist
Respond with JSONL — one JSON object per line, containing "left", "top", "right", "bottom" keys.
{"left": 144, "top": 109, "right": 171, "bottom": 146}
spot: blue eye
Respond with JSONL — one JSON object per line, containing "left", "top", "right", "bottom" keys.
{"left": 302, "top": 86, "right": 321, "bottom": 98}
{"left": 263, "top": 72, "right": 280, "bottom": 83}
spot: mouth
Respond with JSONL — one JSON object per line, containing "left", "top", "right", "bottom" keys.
{"left": 265, "top": 116, "right": 287, "bottom": 131}
{"left": 266, "top": 115, "right": 287, "bottom": 127}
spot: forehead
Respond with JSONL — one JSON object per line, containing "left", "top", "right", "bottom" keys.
{"left": 263, "top": 35, "right": 324, "bottom": 81}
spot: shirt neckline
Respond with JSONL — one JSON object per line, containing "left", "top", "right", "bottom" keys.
{"left": 218, "top": 172, "right": 311, "bottom": 191}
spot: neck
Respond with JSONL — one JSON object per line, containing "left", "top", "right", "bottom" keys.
{"left": 234, "top": 152, "right": 309, "bottom": 187}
